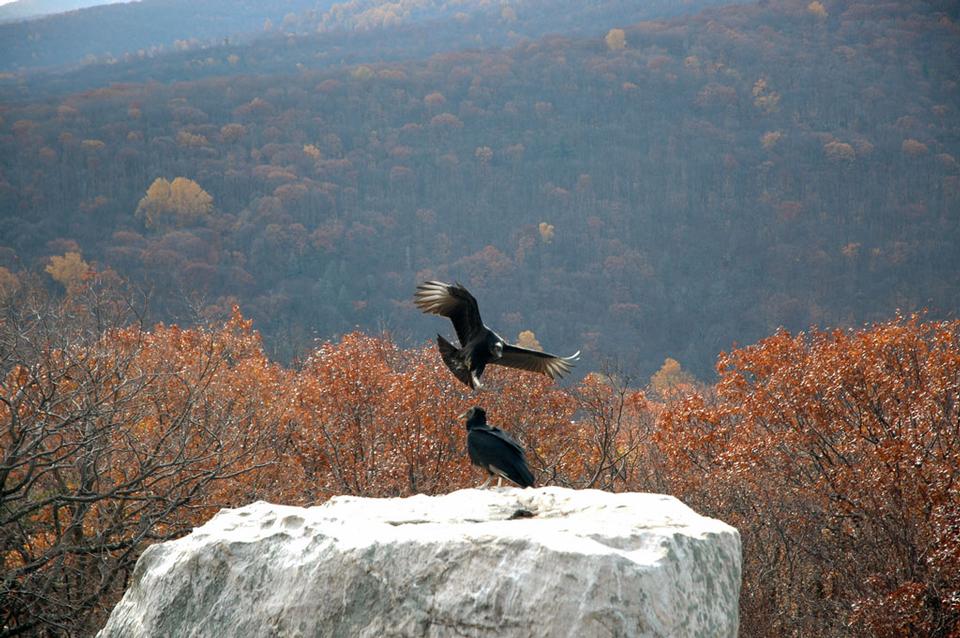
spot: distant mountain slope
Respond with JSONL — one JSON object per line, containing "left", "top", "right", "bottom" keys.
{"left": 0, "top": 0, "right": 332, "bottom": 73}
{"left": 0, "top": 0, "right": 122, "bottom": 23}
{"left": 308, "top": 0, "right": 733, "bottom": 35}
{"left": 0, "top": 0, "right": 735, "bottom": 75}
{"left": 0, "top": 0, "right": 957, "bottom": 377}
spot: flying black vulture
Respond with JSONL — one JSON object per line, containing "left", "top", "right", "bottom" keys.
{"left": 414, "top": 280, "right": 579, "bottom": 389}
{"left": 461, "top": 407, "right": 534, "bottom": 488}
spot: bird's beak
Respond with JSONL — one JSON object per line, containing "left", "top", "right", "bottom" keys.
{"left": 458, "top": 409, "right": 470, "bottom": 419}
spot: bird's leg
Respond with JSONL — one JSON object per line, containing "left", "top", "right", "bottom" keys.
{"left": 496, "top": 476, "right": 503, "bottom": 488}
{"left": 478, "top": 475, "right": 493, "bottom": 489}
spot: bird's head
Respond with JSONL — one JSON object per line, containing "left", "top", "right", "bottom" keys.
{"left": 459, "top": 406, "right": 486, "bottom": 427}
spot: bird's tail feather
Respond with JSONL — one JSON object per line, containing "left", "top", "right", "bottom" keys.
{"left": 498, "top": 458, "right": 535, "bottom": 488}
{"left": 516, "top": 458, "right": 535, "bottom": 488}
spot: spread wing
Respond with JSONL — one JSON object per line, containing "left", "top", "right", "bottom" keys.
{"left": 495, "top": 343, "right": 580, "bottom": 380}
{"left": 414, "top": 281, "right": 484, "bottom": 346}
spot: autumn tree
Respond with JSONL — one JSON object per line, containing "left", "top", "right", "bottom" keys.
{"left": 825, "top": 140, "right": 856, "bottom": 163}
{"left": 292, "top": 333, "right": 474, "bottom": 499}
{"left": 289, "top": 330, "right": 660, "bottom": 497}
{"left": 220, "top": 123, "right": 247, "bottom": 143}
{"left": 807, "top": 1, "right": 828, "bottom": 18}
{"left": 761, "top": 130, "right": 782, "bottom": 150}
{"left": 516, "top": 330, "right": 542, "bottom": 351}
{"left": 44, "top": 251, "right": 90, "bottom": 292}
{"left": 648, "top": 357, "right": 697, "bottom": 400}
{"left": 752, "top": 77, "right": 780, "bottom": 114}
{"left": 135, "top": 177, "right": 213, "bottom": 230}
{"left": 902, "top": 138, "right": 929, "bottom": 157}
{"left": 564, "top": 371, "right": 656, "bottom": 491}
{"left": 0, "top": 277, "right": 295, "bottom": 636}
{"left": 423, "top": 91, "right": 446, "bottom": 109}
{"left": 538, "top": 222, "right": 555, "bottom": 243}
{"left": 657, "top": 316, "right": 960, "bottom": 637}
{"left": 605, "top": 28, "right": 626, "bottom": 51}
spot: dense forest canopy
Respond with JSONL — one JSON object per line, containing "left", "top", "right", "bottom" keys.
{"left": 0, "top": 0, "right": 734, "bottom": 76}
{"left": 2, "top": 0, "right": 957, "bottom": 377}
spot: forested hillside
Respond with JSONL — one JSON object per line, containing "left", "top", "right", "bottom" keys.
{"left": 0, "top": 0, "right": 328, "bottom": 72}
{"left": 1, "top": 0, "right": 959, "bottom": 378}
{"left": 0, "top": 0, "right": 731, "bottom": 75}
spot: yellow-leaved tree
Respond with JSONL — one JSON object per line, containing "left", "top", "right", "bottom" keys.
{"left": 649, "top": 357, "right": 696, "bottom": 399}
{"left": 605, "top": 28, "right": 626, "bottom": 51}
{"left": 45, "top": 252, "right": 90, "bottom": 291}
{"left": 517, "top": 330, "right": 543, "bottom": 351}
{"left": 807, "top": 1, "right": 828, "bottom": 18}
{"left": 538, "top": 222, "right": 555, "bottom": 243}
{"left": 135, "top": 177, "right": 213, "bottom": 229}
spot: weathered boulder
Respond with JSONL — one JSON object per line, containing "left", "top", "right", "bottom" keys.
{"left": 98, "top": 487, "right": 741, "bottom": 637}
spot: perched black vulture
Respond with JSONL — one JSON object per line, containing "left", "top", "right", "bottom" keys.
{"left": 462, "top": 407, "right": 535, "bottom": 488}
{"left": 414, "top": 280, "right": 579, "bottom": 389}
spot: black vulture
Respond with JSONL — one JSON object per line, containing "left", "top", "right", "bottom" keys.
{"left": 414, "top": 280, "right": 579, "bottom": 389}
{"left": 461, "top": 406, "right": 535, "bottom": 488}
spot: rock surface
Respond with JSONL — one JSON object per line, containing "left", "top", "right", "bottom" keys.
{"left": 98, "top": 487, "right": 741, "bottom": 637}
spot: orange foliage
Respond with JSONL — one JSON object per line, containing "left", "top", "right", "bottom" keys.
{"left": 0, "top": 284, "right": 296, "bottom": 634}
{"left": 6, "top": 277, "right": 958, "bottom": 637}
{"left": 291, "top": 333, "right": 594, "bottom": 498}
{"left": 293, "top": 333, "right": 466, "bottom": 498}
{"left": 656, "top": 315, "right": 960, "bottom": 636}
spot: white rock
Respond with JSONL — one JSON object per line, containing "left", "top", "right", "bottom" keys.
{"left": 98, "top": 487, "right": 740, "bottom": 637}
